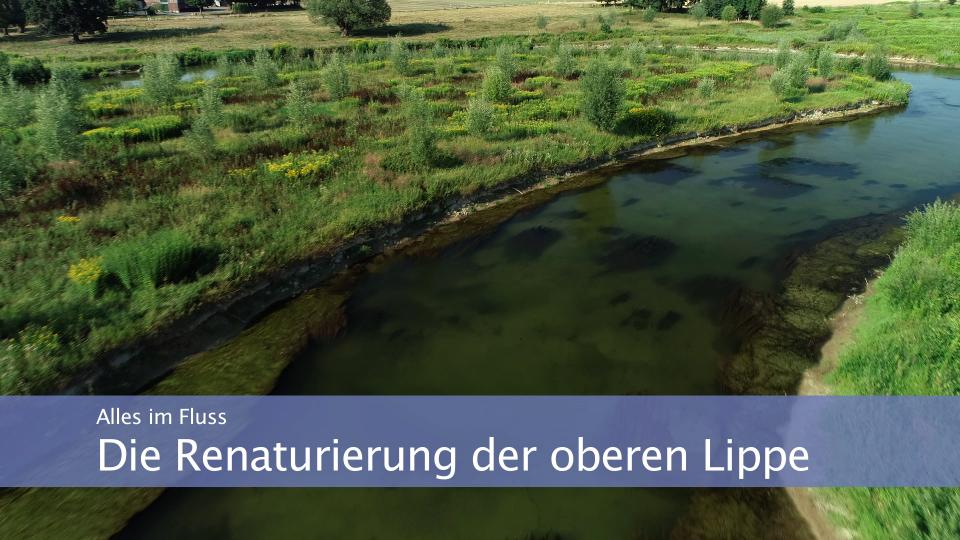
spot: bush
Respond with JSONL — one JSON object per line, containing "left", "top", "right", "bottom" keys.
{"left": 775, "top": 40, "right": 792, "bottom": 69}
{"left": 0, "top": 325, "right": 63, "bottom": 394}
{"left": 482, "top": 65, "right": 513, "bottom": 102}
{"left": 818, "top": 50, "right": 835, "bottom": 78}
{"left": 864, "top": 50, "right": 891, "bottom": 81}
{"left": 691, "top": 3, "right": 707, "bottom": 24}
{"left": 554, "top": 43, "right": 577, "bottom": 78}
{"left": 536, "top": 14, "right": 548, "bottom": 30}
{"left": 721, "top": 5, "right": 737, "bottom": 20}
{"left": 253, "top": 48, "right": 280, "bottom": 88}
{"left": 434, "top": 58, "right": 456, "bottom": 79}
{"left": 0, "top": 79, "right": 34, "bottom": 127}
{"left": 35, "top": 86, "right": 81, "bottom": 160}
{"left": 465, "top": 96, "right": 496, "bottom": 137}
{"left": 626, "top": 42, "right": 645, "bottom": 68}
{"left": 0, "top": 139, "right": 27, "bottom": 201}
{"left": 82, "top": 115, "right": 186, "bottom": 143}
{"left": 494, "top": 44, "right": 516, "bottom": 79}
{"left": 616, "top": 106, "right": 675, "bottom": 136}
{"left": 185, "top": 114, "right": 216, "bottom": 157}
{"left": 782, "top": 0, "right": 794, "bottom": 15}
{"left": 10, "top": 58, "right": 50, "bottom": 85}
{"left": 698, "top": 77, "right": 717, "bottom": 98}
{"left": 908, "top": 0, "right": 920, "bottom": 18}
{"left": 285, "top": 79, "right": 313, "bottom": 131}
{"left": 390, "top": 37, "right": 412, "bottom": 76}
{"left": 642, "top": 7, "right": 657, "bottom": 22}
{"left": 760, "top": 4, "right": 783, "bottom": 27}
{"left": 805, "top": 76, "right": 827, "bottom": 93}
{"left": 102, "top": 230, "right": 213, "bottom": 291}
{"left": 322, "top": 52, "right": 350, "bottom": 100}
{"left": 141, "top": 54, "right": 180, "bottom": 105}
{"left": 580, "top": 58, "right": 625, "bottom": 132}
{"left": 402, "top": 87, "right": 438, "bottom": 169}
{"left": 197, "top": 79, "right": 225, "bottom": 127}
{"left": 819, "top": 20, "right": 856, "bottom": 41}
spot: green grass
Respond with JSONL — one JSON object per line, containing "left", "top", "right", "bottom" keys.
{"left": 823, "top": 200, "right": 960, "bottom": 539}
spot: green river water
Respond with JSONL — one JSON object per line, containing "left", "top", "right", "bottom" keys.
{"left": 118, "top": 70, "right": 960, "bottom": 539}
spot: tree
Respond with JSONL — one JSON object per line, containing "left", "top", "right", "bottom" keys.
{"left": 0, "top": 0, "right": 26, "bottom": 34}
{"left": 782, "top": 0, "right": 795, "bottom": 16}
{"left": 304, "top": 0, "right": 391, "bottom": 36}
{"left": 322, "top": 52, "right": 350, "bottom": 100}
{"left": 27, "top": 0, "right": 113, "bottom": 42}
{"left": 721, "top": 4, "right": 737, "bottom": 20}
{"left": 185, "top": 0, "right": 214, "bottom": 16}
{"left": 760, "top": 4, "right": 782, "bottom": 27}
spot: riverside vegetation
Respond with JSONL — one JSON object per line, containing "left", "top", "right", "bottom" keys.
{"left": 0, "top": 25, "right": 910, "bottom": 395}
{"left": 820, "top": 200, "right": 960, "bottom": 539}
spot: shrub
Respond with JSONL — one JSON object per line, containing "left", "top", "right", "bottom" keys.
{"left": 617, "top": 106, "right": 675, "bottom": 136}
{"left": 465, "top": 96, "right": 497, "bottom": 137}
{"left": 721, "top": 4, "right": 737, "bottom": 20}
{"left": 285, "top": 79, "right": 313, "bottom": 131}
{"left": 494, "top": 44, "right": 516, "bottom": 79}
{"left": 197, "top": 79, "right": 225, "bottom": 127}
{"left": 185, "top": 114, "right": 216, "bottom": 157}
{"left": 390, "top": 37, "right": 412, "bottom": 76}
{"left": 141, "top": 54, "right": 180, "bottom": 105}
{"left": 49, "top": 65, "right": 83, "bottom": 109}
{"left": 775, "top": 40, "right": 792, "bottom": 69}
{"left": 322, "top": 52, "right": 350, "bottom": 100}
{"left": 697, "top": 77, "right": 717, "bottom": 98}
{"left": 820, "top": 20, "right": 856, "bottom": 41}
{"left": 580, "top": 58, "right": 625, "bottom": 132}
{"left": 536, "top": 14, "right": 548, "bottom": 30}
{"left": 908, "top": 0, "right": 920, "bottom": 18}
{"left": 10, "top": 58, "right": 50, "bottom": 85}
{"left": 782, "top": 0, "right": 795, "bottom": 15}
{"left": 102, "top": 230, "right": 213, "bottom": 291}
{"left": 82, "top": 115, "right": 185, "bottom": 143}
{"left": 0, "top": 78, "right": 34, "bottom": 127}
{"left": 482, "top": 65, "right": 513, "bottom": 102}
{"left": 864, "top": 50, "right": 891, "bottom": 81}
{"left": 400, "top": 88, "right": 438, "bottom": 169}
{"left": 626, "top": 42, "right": 645, "bottom": 68}
{"left": 599, "top": 15, "right": 613, "bottom": 32}
{"left": 35, "top": 86, "right": 81, "bottom": 160}
{"left": 642, "top": 7, "right": 657, "bottom": 22}
{"left": 760, "top": 4, "right": 783, "bottom": 27}
{"left": 0, "top": 139, "right": 27, "bottom": 201}
{"left": 253, "top": 48, "right": 280, "bottom": 88}
{"left": 554, "top": 43, "right": 577, "bottom": 78}
{"left": 817, "top": 50, "right": 835, "bottom": 78}
{"left": 1, "top": 325, "right": 63, "bottom": 394}
{"left": 691, "top": 3, "right": 707, "bottom": 24}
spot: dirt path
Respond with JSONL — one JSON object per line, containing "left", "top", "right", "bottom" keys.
{"left": 787, "top": 281, "right": 876, "bottom": 540}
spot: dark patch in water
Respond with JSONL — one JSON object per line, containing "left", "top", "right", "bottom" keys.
{"left": 678, "top": 275, "right": 744, "bottom": 315}
{"left": 609, "top": 292, "right": 632, "bottom": 306}
{"left": 503, "top": 226, "right": 562, "bottom": 260}
{"left": 729, "top": 201, "right": 745, "bottom": 207}
{"left": 656, "top": 311, "right": 683, "bottom": 331}
{"left": 864, "top": 179, "right": 880, "bottom": 186}
{"left": 637, "top": 162, "right": 699, "bottom": 186}
{"left": 738, "top": 256, "right": 761, "bottom": 270}
{"left": 621, "top": 308, "right": 653, "bottom": 330}
{"left": 553, "top": 209, "right": 587, "bottom": 220}
{"left": 770, "top": 206, "right": 787, "bottom": 213}
{"left": 738, "top": 156, "right": 860, "bottom": 181}
{"left": 596, "top": 234, "right": 677, "bottom": 273}
{"left": 890, "top": 183, "right": 907, "bottom": 189}
{"left": 621, "top": 197, "right": 640, "bottom": 208}
{"left": 710, "top": 175, "right": 815, "bottom": 199}
{"left": 598, "top": 226, "right": 625, "bottom": 236}
{"left": 858, "top": 195, "right": 874, "bottom": 201}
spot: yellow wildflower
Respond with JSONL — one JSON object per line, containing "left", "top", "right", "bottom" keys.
{"left": 67, "top": 257, "right": 104, "bottom": 286}
{"left": 56, "top": 215, "right": 81, "bottom": 224}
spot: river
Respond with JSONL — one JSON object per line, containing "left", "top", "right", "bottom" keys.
{"left": 117, "top": 69, "right": 960, "bottom": 539}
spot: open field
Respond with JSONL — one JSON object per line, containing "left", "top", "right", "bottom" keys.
{"left": 0, "top": 2, "right": 958, "bottom": 65}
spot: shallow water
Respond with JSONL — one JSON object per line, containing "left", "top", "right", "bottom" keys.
{"left": 120, "top": 70, "right": 960, "bottom": 539}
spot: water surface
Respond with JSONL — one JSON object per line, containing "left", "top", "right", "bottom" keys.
{"left": 120, "top": 70, "right": 960, "bottom": 539}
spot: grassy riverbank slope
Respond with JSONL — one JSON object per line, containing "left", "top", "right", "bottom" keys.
{"left": 822, "top": 200, "right": 960, "bottom": 538}
{"left": 0, "top": 27, "right": 909, "bottom": 395}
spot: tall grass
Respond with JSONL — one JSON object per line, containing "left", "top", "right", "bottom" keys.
{"left": 829, "top": 200, "right": 960, "bottom": 538}
{"left": 102, "top": 230, "right": 212, "bottom": 291}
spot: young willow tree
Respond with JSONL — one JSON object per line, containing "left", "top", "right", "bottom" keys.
{"left": 580, "top": 59, "right": 625, "bottom": 132}
{"left": 27, "top": 0, "right": 112, "bottom": 42}
{"left": 305, "top": 0, "right": 391, "bottom": 36}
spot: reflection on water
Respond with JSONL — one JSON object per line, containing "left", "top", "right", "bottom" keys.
{"left": 120, "top": 71, "right": 960, "bottom": 539}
